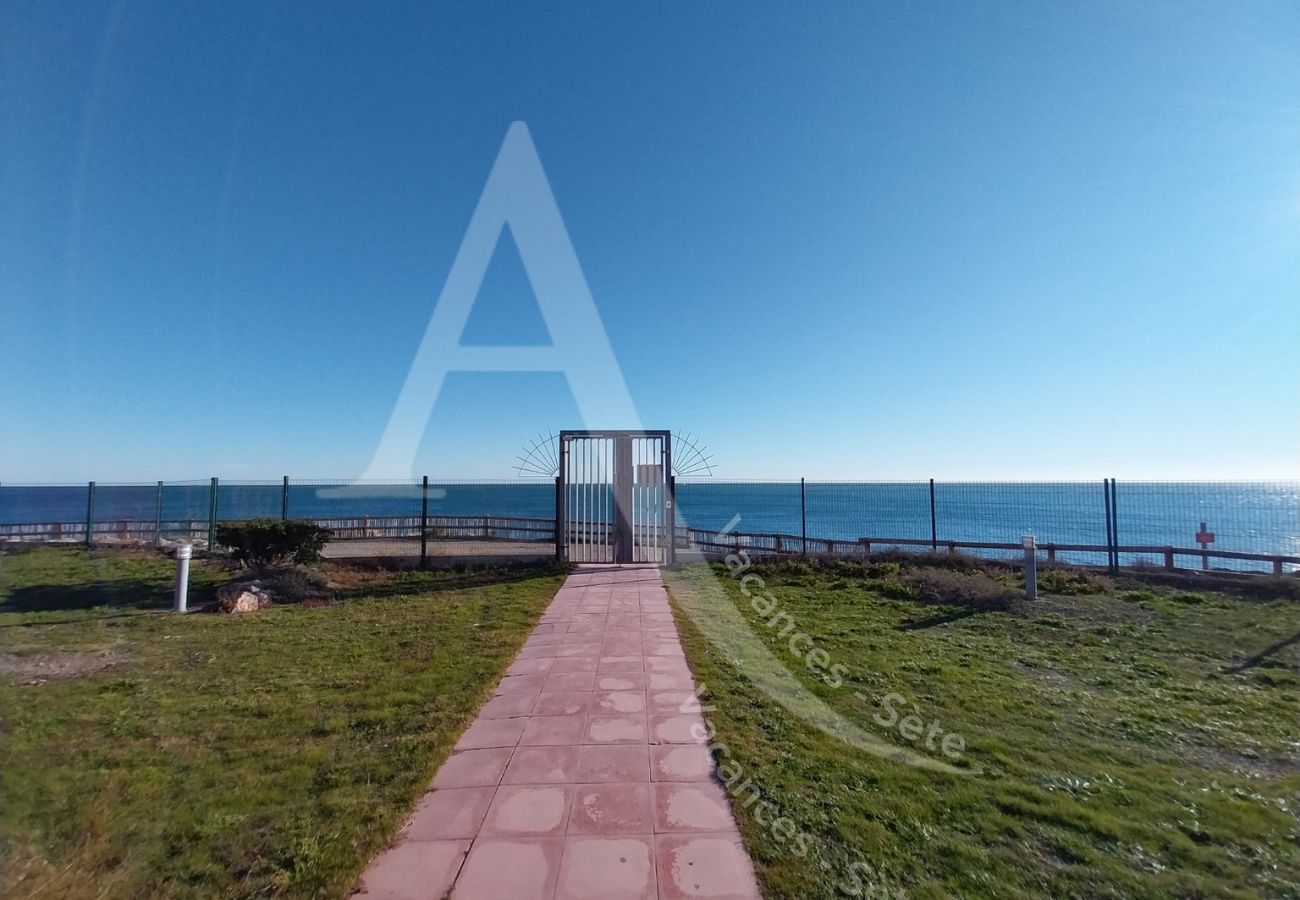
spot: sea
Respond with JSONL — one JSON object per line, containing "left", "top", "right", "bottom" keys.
{"left": 1, "top": 480, "right": 1296, "bottom": 569}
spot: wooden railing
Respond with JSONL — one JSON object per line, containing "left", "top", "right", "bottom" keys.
{"left": 3, "top": 516, "right": 1296, "bottom": 574}
{"left": 0, "top": 515, "right": 556, "bottom": 546}
{"left": 682, "top": 528, "right": 1300, "bottom": 575}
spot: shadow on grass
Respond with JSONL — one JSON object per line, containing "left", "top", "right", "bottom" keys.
{"left": 0, "top": 578, "right": 218, "bottom": 614}
{"left": 329, "top": 565, "right": 567, "bottom": 603}
{"left": 896, "top": 606, "right": 989, "bottom": 631}
{"left": 1221, "top": 629, "right": 1300, "bottom": 675}
{"left": 0, "top": 557, "right": 567, "bottom": 616}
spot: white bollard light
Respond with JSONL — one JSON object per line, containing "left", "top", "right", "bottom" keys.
{"left": 1022, "top": 534, "right": 1037, "bottom": 600}
{"left": 174, "top": 543, "right": 192, "bottom": 612}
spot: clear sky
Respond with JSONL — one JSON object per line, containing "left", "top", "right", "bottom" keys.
{"left": 2, "top": 1, "right": 1297, "bottom": 482}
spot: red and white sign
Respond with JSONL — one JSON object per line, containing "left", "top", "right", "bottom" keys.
{"left": 1195, "top": 529, "right": 1215, "bottom": 544}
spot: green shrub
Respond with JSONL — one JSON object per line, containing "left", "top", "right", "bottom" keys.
{"left": 1036, "top": 568, "right": 1114, "bottom": 596}
{"left": 214, "top": 518, "right": 332, "bottom": 568}
{"left": 263, "top": 566, "right": 331, "bottom": 603}
{"left": 867, "top": 549, "right": 992, "bottom": 572}
{"left": 1168, "top": 591, "right": 1211, "bottom": 605}
{"left": 904, "top": 570, "right": 1017, "bottom": 609}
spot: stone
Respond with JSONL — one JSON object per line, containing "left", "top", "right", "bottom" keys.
{"left": 215, "top": 580, "right": 271, "bottom": 613}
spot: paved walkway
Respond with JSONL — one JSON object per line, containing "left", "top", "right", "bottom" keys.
{"left": 355, "top": 565, "right": 761, "bottom": 900}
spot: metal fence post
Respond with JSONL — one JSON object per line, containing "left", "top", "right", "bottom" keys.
{"left": 208, "top": 477, "right": 218, "bottom": 553}
{"left": 85, "top": 481, "right": 96, "bottom": 549}
{"left": 929, "top": 478, "right": 938, "bottom": 551}
{"left": 800, "top": 477, "right": 807, "bottom": 557}
{"left": 154, "top": 481, "right": 164, "bottom": 547}
{"left": 1109, "top": 477, "right": 1119, "bottom": 572}
{"left": 1023, "top": 534, "right": 1038, "bottom": 600}
{"left": 420, "top": 475, "right": 429, "bottom": 568}
{"left": 1102, "top": 478, "right": 1112, "bottom": 572}
{"left": 282, "top": 476, "right": 289, "bottom": 521}
{"left": 1102, "top": 477, "right": 1117, "bottom": 574}
{"left": 554, "top": 475, "right": 563, "bottom": 562}
{"left": 666, "top": 475, "right": 676, "bottom": 566}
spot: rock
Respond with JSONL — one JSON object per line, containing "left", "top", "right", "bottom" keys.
{"left": 216, "top": 580, "right": 272, "bottom": 613}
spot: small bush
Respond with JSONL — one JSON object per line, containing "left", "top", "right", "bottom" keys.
{"left": 868, "top": 543, "right": 987, "bottom": 572}
{"left": 263, "top": 567, "right": 330, "bottom": 603}
{"left": 863, "top": 561, "right": 904, "bottom": 579}
{"left": 904, "top": 570, "right": 1017, "bottom": 609}
{"left": 215, "top": 519, "right": 332, "bottom": 568}
{"left": 1036, "top": 568, "right": 1114, "bottom": 596}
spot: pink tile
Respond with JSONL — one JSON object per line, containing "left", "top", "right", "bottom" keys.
{"left": 517, "top": 646, "right": 560, "bottom": 660}
{"left": 650, "top": 745, "right": 715, "bottom": 783}
{"left": 533, "top": 691, "right": 594, "bottom": 716}
{"left": 650, "top": 714, "right": 707, "bottom": 745}
{"left": 556, "top": 836, "right": 656, "bottom": 900}
{"left": 479, "top": 784, "right": 573, "bottom": 836}
{"left": 596, "top": 673, "right": 647, "bottom": 691}
{"left": 652, "top": 783, "right": 737, "bottom": 833}
{"left": 568, "top": 782, "right": 654, "bottom": 835}
{"left": 576, "top": 745, "right": 651, "bottom": 783}
{"left": 655, "top": 833, "right": 759, "bottom": 899}
{"left": 598, "top": 656, "right": 644, "bottom": 673}
{"left": 495, "top": 673, "right": 547, "bottom": 695}
{"left": 432, "top": 748, "right": 512, "bottom": 789}
{"left": 648, "top": 691, "right": 697, "bottom": 712}
{"left": 601, "top": 642, "right": 643, "bottom": 656}
{"left": 452, "top": 837, "right": 563, "bottom": 900}
{"left": 502, "top": 746, "right": 582, "bottom": 784}
{"left": 520, "top": 715, "right": 588, "bottom": 747}
{"left": 557, "top": 644, "right": 602, "bottom": 658}
{"left": 455, "top": 717, "right": 526, "bottom": 750}
{"left": 545, "top": 671, "right": 597, "bottom": 692}
{"left": 549, "top": 656, "right": 599, "bottom": 673}
{"left": 480, "top": 693, "right": 538, "bottom": 719}
{"left": 591, "top": 690, "right": 647, "bottom": 714}
{"left": 585, "top": 715, "right": 648, "bottom": 745}
{"left": 354, "top": 838, "right": 469, "bottom": 899}
{"left": 403, "top": 787, "right": 496, "bottom": 840}
{"left": 507, "top": 658, "right": 555, "bottom": 676}
{"left": 646, "top": 672, "right": 694, "bottom": 690}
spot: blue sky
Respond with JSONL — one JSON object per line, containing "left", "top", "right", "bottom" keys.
{"left": 2, "top": 0, "right": 1297, "bottom": 482}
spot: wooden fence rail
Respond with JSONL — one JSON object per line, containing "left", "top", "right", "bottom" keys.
{"left": 2, "top": 516, "right": 1297, "bottom": 574}
{"left": 0, "top": 515, "right": 557, "bottom": 546}
{"left": 683, "top": 528, "right": 1300, "bottom": 575}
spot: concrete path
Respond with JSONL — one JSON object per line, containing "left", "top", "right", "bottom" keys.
{"left": 355, "top": 565, "right": 761, "bottom": 900}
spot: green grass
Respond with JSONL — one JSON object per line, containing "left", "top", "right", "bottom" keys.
{"left": 664, "top": 558, "right": 1300, "bottom": 900}
{"left": 0, "top": 546, "right": 566, "bottom": 899}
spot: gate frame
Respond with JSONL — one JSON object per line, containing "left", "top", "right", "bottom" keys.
{"left": 556, "top": 430, "right": 674, "bottom": 565}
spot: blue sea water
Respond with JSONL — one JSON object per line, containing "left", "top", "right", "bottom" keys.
{"left": 1, "top": 480, "right": 1296, "bottom": 566}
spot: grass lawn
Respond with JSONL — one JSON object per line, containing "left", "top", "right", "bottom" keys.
{"left": 0, "top": 546, "right": 566, "bottom": 899}
{"left": 664, "top": 557, "right": 1300, "bottom": 900}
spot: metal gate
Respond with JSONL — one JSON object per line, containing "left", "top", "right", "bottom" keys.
{"left": 558, "top": 430, "right": 673, "bottom": 564}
